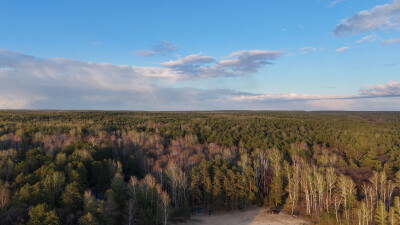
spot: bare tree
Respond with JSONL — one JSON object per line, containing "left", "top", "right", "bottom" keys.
{"left": 358, "top": 200, "right": 370, "bottom": 225}
{"left": 369, "top": 171, "right": 379, "bottom": 205}
{"left": 314, "top": 170, "right": 325, "bottom": 213}
{"left": 333, "top": 194, "right": 342, "bottom": 224}
{"left": 325, "top": 167, "right": 337, "bottom": 213}
{"left": 125, "top": 198, "right": 136, "bottom": 225}
{"left": 337, "top": 174, "right": 356, "bottom": 222}
{"left": 284, "top": 160, "right": 299, "bottom": 215}
{"left": 160, "top": 191, "right": 170, "bottom": 225}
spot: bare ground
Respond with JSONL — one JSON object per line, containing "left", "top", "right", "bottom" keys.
{"left": 177, "top": 207, "right": 316, "bottom": 225}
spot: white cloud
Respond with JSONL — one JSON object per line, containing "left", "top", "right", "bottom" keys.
{"left": 356, "top": 34, "right": 378, "bottom": 43}
{"left": 232, "top": 81, "right": 400, "bottom": 103}
{"left": 334, "top": 0, "right": 400, "bottom": 36}
{"left": 0, "top": 49, "right": 283, "bottom": 109}
{"left": 359, "top": 81, "right": 400, "bottom": 97}
{"left": 220, "top": 50, "right": 283, "bottom": 72}
{"left": 299, "top": 46, "right": 317, "bottom": 54}
{"left": 1, "top": 49, "right": 399, "bottom": 110}
{"left": 381, "top": 38, "right": 400, "bottom": 45}
{"left": 0, "top": 95, "right": 30, "bottom": 109}
{"left": 232, "top": 93, "right": 347, "bottom": 102}
{"left": 335, "top": 46, "right": 351, "bottom": 52}
{"left": 161, "top": 54, "right": 214, "bottom": 67}
{"left": 162, "top": 50, "right": 283, "bottom": 79}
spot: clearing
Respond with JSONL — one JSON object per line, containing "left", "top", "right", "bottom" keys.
{"left": 178, "top": 207, "right": 316, "bottom": 225}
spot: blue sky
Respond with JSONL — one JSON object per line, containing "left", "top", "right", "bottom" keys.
{"left": 0, "top": 0, "right": 399, "bottom": 110}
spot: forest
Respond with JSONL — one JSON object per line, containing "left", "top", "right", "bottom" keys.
{"left": 0, "top": 110, "right": 399, "bottom": 225}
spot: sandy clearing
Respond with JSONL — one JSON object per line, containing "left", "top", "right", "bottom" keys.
{"left": 178, "top": 207, "right": 315, "bottom": 225}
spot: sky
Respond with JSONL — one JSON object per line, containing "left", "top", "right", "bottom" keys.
{"left": 0, "top": 0, "right": 400, "bottom": 110}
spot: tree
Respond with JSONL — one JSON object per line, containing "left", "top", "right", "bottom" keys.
{"left": 369, "top": 171, "right": 379, "bottom": 205}
{"left": 102, "top": 190, "right": 119, "bottom": 225}
{"left": 314, "top": 170, "right": 325, "bottom": 212}
{"left": 389, "top": 206, "right": 397, "bottom": 225}
{"left": 160, "top": 191, "right": 170, "bottom": 225}
{"left": 375, "top": 200, "right": 388, "bottom": 225}
{"left": 165, "top": 160, "right": 186, "bottom": 208}
{"left": 212, "top": 168, "right": 223, "bottom": 208}
{"left": 333, "top": 194, "right": 342, "bottom": 224}
{"left": 284, "top": 159, "right": 300, "bottom": 215}
{"left": 268, "top": 148, "right": 282, "bottom": 176}
{"left": 61, "top": 182, "right": 83, "bottom": 210}
{"left": 358, "top": 200, "right": 369, "bottom": 225}
{"left": 242, "top": 165, "right": 258, "bottom": 205}
{"left": 124, "top": 198, "right": 136, "bottom": 225}
{"left": 43, "top": 210, "right": 60, "bottom": 225}
{"left": 0, "top": 183, "right": 10, "bottom": 211}
{"left": 337, "top": 174, "right": 356, "bottom": 221}
{"left": 78, "top": 212, "right": 98, "bottom": 225}
{"left": 269, "top": 175, "right": 283, "bottom": 206}
{"left": 325, "top": 167, "right": 336, "bottom": 213}
{"left": 42, "top": 171, "right": 66, "bottom": 206}
{"left": 28, "top": 204, "right": 59, "bottom": 225}
{"left": 267, "top": 149, "right": 284, "bottom": 207}
{"left": 393, "top": 196, "right": 400, "bottom": 222}
{"left": 111, "top": 172, "right": 127, "bottom": 208}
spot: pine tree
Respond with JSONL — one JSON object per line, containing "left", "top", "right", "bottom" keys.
{"left": 78, "top": 212, "right": 99, "bottom": 225}
{"left": 375, "top": 200, "right": 388, "bottom": 225}
{"left": 61, "top": 182, "right": 83, "bottom": 210}
{"left": 389, "top": 206, "right": 397, "bottom": 225}
{"left": 43, "top": 210, "right": 60, "bottom": 225}
{"left": 393, "top": 196, "right": 400, "bottom": 222}
{"left": 212, "top": 169, "right": 223, "bottom": 207}
{"left": 102, "top": 190, "right": 119, "bottom": 225}
{"left": 269, "top": 175, "right": 283, "bottom": 206}
{"left": 111, "top": 172, "right": 127, "bottom": 208}
{"left": 28, "top": 204, "right": 60, "bottom": 225}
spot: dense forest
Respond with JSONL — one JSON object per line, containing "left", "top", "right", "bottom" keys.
{"left": 0, "top": 111, "right": 399, "bottom": 224}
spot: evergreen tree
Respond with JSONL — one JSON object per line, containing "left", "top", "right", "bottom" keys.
{"left": 28, "top": 204, "right": 60, "bottom": 225}
{"left": 269, "top": 175, "right": 283, "bottom": 206}
{"left": 375, "top": 200, "right": 388, "bottom": 225}
{"left": 61, "top": 182, "right": 83, "bottom": 210}
{"left": 78, "top": 212, "right": 98, "bottom": 225}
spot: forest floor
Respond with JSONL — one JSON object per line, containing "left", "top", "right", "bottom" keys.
{"left": 177, "top": 207, "right": 316, "bottom": 225}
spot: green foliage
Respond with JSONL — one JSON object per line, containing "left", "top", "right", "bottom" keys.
{"left": 269, "top": 175, "right": 283, "bottom": 206}
{"left": 375, "top": 200, "right": 388, "bottom": 225}
{"left": 78, "top": 212, "right": 98, "bottom": 225}
{"left": 61, "top": 182, "right": 83, "bottom": 210}
{"left": 28, "top": 204, "right": 59, "bottom": 225}
{"left": 0, "top": 111, "right": 399, "bottom": 224}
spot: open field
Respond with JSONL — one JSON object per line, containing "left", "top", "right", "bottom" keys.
{"left": 179, "top": 207, "right": 316, "bottom": 225}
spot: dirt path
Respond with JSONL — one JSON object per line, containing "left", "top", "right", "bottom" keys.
{"left": 178, "top": 207, "right": 315, "bottom": 225}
